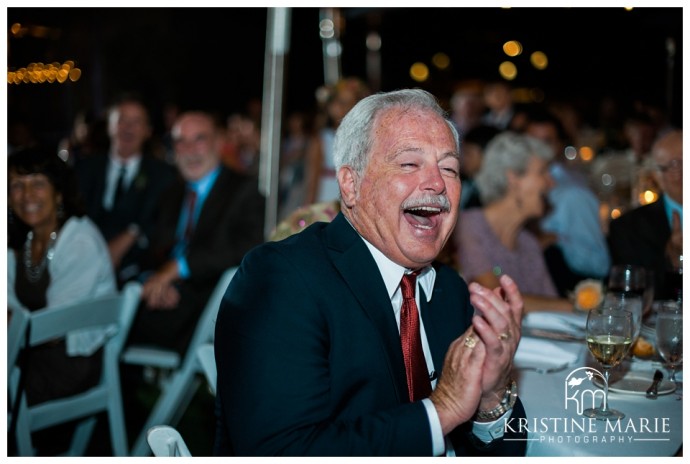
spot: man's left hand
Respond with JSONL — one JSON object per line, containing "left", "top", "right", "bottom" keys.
{"left": 468, "top": 274, "right": 523, "bottom": 410}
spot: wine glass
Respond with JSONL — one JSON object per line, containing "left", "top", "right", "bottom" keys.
{"left": 608, "top": 264, "right": 654, "bottom": 318}
{"left": 604, "top": 291, "right": 643, "bottom": 343}
{"left": 656, "top": 301, "right": 683, "bottom": 384}
{"left": 584, "top": 308, "right": 633, "bottom": 420}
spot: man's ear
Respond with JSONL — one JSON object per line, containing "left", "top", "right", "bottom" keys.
{"left": 337, "top": 166, "right": 358, "bottom": 208}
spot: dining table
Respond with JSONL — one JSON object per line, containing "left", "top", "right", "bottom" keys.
{"left": 512, "top": 310, "right": 683, "bottom": 457}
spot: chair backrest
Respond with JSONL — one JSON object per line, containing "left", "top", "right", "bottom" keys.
{"left": 8, "top": 282, "right": 143, "bottom": 456}
{"left": 196, "top": 343, "right": 216, "bottom": 395}
{"left": 146, "top": 425, "right": 192, "bottom": 457}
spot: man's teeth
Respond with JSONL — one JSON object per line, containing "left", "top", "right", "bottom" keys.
{"left": 407, "top": 206, "right": 441, "bottom": 213}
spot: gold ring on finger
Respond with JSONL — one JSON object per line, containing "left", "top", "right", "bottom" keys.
{"left": 464, "top": 335, "right": 477, "bottom": 348}
{"left": 498, "top": 332, "right": 510, "bottom": 341}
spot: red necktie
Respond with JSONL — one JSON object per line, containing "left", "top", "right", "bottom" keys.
{"left": 183, "top": 188, "right": 197, "bottom": 241}
{"left": 400, "top": 271, "right": 432, "bottom": 402}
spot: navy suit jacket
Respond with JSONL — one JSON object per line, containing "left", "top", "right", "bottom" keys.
{"left": 214, "top": 212, "right": 527, "bottom": 456}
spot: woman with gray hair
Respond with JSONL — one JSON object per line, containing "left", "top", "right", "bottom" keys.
{"left": 453, "top": 131, "right": 573, "bottom": 312}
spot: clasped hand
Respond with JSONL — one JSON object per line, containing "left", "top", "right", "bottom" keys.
{"left": 142, "top": 260, "right": 181, "bottom": 309}
{"left": 430, "top": 274, "right": 523, "bottom": 434}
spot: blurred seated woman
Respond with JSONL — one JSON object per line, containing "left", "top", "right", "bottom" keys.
{"left": 8, "top": 146, "right": 117, "bottom": 407}
{"left": 453, "top": 132, "right": 573, "bottom": 313}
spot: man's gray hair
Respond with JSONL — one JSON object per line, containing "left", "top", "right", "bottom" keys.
{"left": 475, "top": 131, "right": 554, "bottom": 204}
{"left": 333, "top": 88, "right": 459, "bottom": 177}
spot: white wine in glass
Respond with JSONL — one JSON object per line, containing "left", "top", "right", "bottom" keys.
{"left": 584, "top": 308, "right": 633, "bottom": 420}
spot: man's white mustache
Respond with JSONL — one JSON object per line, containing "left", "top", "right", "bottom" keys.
{"left": 401, "top": 194, "right": 451, "bottom": 212}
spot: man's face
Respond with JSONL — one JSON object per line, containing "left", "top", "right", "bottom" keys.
{"left": 652, "top": 132, "right": 683, "bottom": 204}
{"left": 342, "top": 108, "right": 461, "bottom": 269}
{"left": 172, "top": 114, "right": 222, "bottom": 182}
{"left": 108, "top": 101, "right": 151, "bottom": 158}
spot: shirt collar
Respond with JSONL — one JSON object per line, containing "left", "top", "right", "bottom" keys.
{"left": 109, "top": 151, "right": 142, "bottom": 167}
{"left": 188, "top": 166, "right": 221, "bottom": 197}
{"left": 359, "top": 235, "right": 436, "bottom": 303}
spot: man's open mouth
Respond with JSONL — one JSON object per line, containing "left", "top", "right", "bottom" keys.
{"left": 404, "top": 206, "right": 443, "bottom": 229}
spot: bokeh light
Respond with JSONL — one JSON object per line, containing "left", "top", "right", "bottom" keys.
{"left": 409, "top": 62, "right": 429, "bottom": 82}
{"left": 503, "top": 40, "right": 522, "bottom": 57}
{"left": 579, "top": 146, "right": 594, "bottom": 162}
{"left": 530, "top": 51, "right": 548, "bottom": 70}
{"left": 432, "top": 52, "right": 450, "bottom": 70}
{"left": 7, "top": 60, "right": 80, "bottom": 85}
{"left": 498, "top": 61, "right": 517, "bottom": 80}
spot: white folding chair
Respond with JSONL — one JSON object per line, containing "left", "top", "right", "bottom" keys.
{"left": 146, "top": 424, "right": 192, "bottom": 457}
{"left": 7, "top": 306, "right": 31, "bottom": 433}
{"left": 7, "top": 281, "right": 142, "bottom": 456}
{"left": 196, "top": 343, "right": 216, "bottom": 396}
{"left": 122, "top": 266, "right": 238, "bottom": 456}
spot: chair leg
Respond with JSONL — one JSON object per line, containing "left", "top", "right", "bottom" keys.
{"left": 14, "top": 395, "right": 36, "bottom": 456}
{"left": 106, "top": 383, "right": 129, "bottom": 456}
{"left": 65, "top": 416, "right": 97, "bottom": 456}
{"left": 129, "top": 367, "right": 200, "bottom": 456}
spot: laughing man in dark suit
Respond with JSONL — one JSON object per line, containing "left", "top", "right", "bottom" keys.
{"left": 214, "top": 89, "right": 527, "bottom": 456}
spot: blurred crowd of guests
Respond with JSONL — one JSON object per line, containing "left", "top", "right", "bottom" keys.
{"left": 7, "top": 76, "right": 682, "bottom": 454}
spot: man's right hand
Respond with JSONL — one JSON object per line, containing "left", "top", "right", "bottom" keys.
{"left": 429, "top": 327, "right": 486, "bottom": 435}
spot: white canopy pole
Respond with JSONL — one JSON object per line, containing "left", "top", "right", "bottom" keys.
{"left": 259, "top": 7, "right": 291, "bottom": 240}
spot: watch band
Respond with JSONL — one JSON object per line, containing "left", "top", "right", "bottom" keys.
{"left": 476, "top": 379, "right": 517, "bottom": 421}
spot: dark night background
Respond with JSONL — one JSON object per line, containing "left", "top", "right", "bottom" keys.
{"left": 6, "top": 7, "right": 684, "bottom": 147}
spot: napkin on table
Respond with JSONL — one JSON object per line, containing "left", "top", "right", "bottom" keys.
{"left": 513, "top": 337, "right": 580, "bottom": 370}
{"left": 521, "top": 311, "right": 587, "bottom": 334}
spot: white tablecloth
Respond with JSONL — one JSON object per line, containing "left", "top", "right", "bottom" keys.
{"left": 513, "top": 333, "right": 683, "bottom": 457}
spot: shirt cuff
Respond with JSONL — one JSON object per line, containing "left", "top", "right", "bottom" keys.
{"left": 472, "top": 409, "right": 512, "bottom": 442}
{"left": 177, "top": 257, "right": 190, "bottom": 279}
{"left": 421, "top": 398, "right": 446, "bottom": 456}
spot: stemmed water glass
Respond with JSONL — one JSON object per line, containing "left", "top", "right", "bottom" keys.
{"left": 604, "top": 291, "right": 643, "bottom": 344}
{"left": 656, "top": 301, "right": 683, "bottom": 385}
{"left": 584, "top": 308, "right": 633, "bottom": 420}
{"left": 608, "top": 264, "right": 653, "bottom": 315}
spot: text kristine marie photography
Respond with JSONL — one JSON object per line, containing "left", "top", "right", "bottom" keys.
{"left": 503, "top": 367, "right": 675, "bottom": 446}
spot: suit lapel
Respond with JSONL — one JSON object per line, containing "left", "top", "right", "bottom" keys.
{"left": 325, "top": 214, "right": 409, "bottom": 403}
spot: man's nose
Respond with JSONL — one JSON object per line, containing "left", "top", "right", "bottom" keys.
{"left": 420, "top": 165, "right": 446, "bottom": 193}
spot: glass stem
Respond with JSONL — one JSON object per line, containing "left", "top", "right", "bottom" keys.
{"left": 600, "top": 368, "right": 610, "bottom": 412}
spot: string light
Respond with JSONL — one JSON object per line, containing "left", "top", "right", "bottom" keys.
{"left": 7, "top": 60, "right": 81, "bottom": 85}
